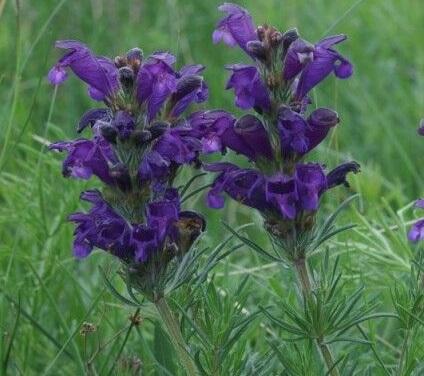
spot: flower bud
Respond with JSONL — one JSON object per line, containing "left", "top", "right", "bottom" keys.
{"left": 308, "top": 108, "right": 339, "bottom": 128}
{"left": 112, "top": 111, "right": 135, "bottom": 140}
{"left": 246, "top": 40, "right": 267, "bottom": 61}
{"left": 118, "top": 67, "right": 134, "bottom": 92}
{"left": 99, "top": 121, "right": 118, "bottom": 143}
{"left": 114, "top": 55, "right": 127, "bottom": 68}
{"left": 132, "top": 129, "right": 152, "bottom": 146}
{"left": 126, "top": 47, "right": 143, "bottom": 63}
{"left": 149, "top": 121, "right": 170, "bottom": 140}
{"left": 282, "top": 28, "right": 299, "bottom": 50}
{"left": 110, "top": 163, "right": 132, "bottom": 192}
{"left": 176, "top": 211, "right": 206, "bottom": 254}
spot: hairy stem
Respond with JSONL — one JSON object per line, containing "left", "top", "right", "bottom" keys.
{"left": 155, "top": 297, "right": 198, "bottom": 376}
{"left": 294, "top": 258, "right": 340, "bottom": 376}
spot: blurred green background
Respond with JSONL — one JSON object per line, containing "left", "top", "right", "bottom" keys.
{"left": 0, "top": 0, "right": 423, "bottom": 374}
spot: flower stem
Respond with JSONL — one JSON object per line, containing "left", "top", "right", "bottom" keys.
{"left": 294, "top": 258, "right": 340, "bottom": 376}
{"left": 155, "top": 297, "right": 198, "bottom": 376}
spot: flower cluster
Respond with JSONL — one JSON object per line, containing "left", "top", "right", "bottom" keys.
{"left": 48, "top": 41, "right": 207, "bottom": 280}
{"left": 199, "top": 3, "right": 360, "bottom": 246}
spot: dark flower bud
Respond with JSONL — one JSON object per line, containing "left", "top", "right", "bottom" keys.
{"left": 112, "top": 111, "right": 135, "bottom": 140}
{"left": 308, "top": 108, "right": 339, "bottom": 128}
{"left": 132, "top": 129, "right": 152, "bottom": 146}
{"left": 110, "top": 163, "right": 132, "bottom": 192}
{"left": 126, "top": 47, "right": 143, "bottom": 63}
{"left": 77, "top": 108, "right": 111, "bottom": 133}
{"left": 246, "top": 40, "right": 267, "bottom": 61}
{"left": 270, "top": 30, "right": 283, "bottom": 47}
{"left": 172, "top": 75, "right": 203, "bottom": 103}
{"left": 176, "top": 211, "right": 206, "bottom": 253}
{"left": 149, "top": 121, "right": 170, "bottom": 139}
{"left": 327, "top": 161, "right": 361, "bottom": 189}
{"left": 99, "top": 121, "right": 117, "bottom": 144}
{"left": 118, "top": 67, "right": 134, "bottom": 91}
{"left": 282, "top": 28, "right": 299, "bottom": 50}
{"left": 256, "top": 25, "right": 267, "bottom": 41}
{"left": 114, "top": 55, "right": 127, "bottom": 68}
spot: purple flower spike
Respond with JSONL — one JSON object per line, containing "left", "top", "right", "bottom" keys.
{"left": 296, "top": 35, "right": 353, "bottom": 100}
{"left": 49, "top": 138, "right": 117, "bottom": 185}
{"left": 136, "top": 52, "right": 177, "bottom": 121}
{"left": 49, "top": 40, "right": 119, "bottom": 100}
{"left": 213, "top": 3, "right": 257, "bottom": 53}
{"left": 222, "top": 114, "right": 273, "bottom": 161}
{"left": 226, "top": 64, "right": 271, "bottom": 112}
{"left": 408, "top": 219, "right": 424, "bottom": 243}
{"left": 326, "top": 161, "right": 360, "bottom": 189}
{"left": 295, "top": 164, "right": 327, "bottom": 211}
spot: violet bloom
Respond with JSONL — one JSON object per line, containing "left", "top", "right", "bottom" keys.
{"left": 295, "top": 35, "right": 353, "bottom": 100}
{"left": 212, "top": 3, "right": 257, "bottom": 53}
{"left": 408, "top": 198, "right": 424, "bottom": 243}
{"left": 188, "top": 110, "right": 236, "bottom": 154}
{"left": 69, "top": 190, "right": 133, "bottom": 259}
{"left": 49, "top": 137, "right": 118, "bottom": 185}
{"left": 226, "top": 64, "right": 271, "bottom": 112}
{"left": 222, "top": 114, "right": 273, "bottom": 161}
{"left": 136, "top": 52, "right": 178, "bottom": 121}
{"left": 48, "top": 40, "right": 119, "bottom": 101}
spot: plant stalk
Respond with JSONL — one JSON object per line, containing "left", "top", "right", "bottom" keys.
{"left": 155, "top": 297, "right": 198, "bottom": 376}
{"left": 294, "top": 258, "right": 340, "bottom": 376}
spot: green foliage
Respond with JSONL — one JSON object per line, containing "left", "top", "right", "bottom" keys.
{"left": 1, "top": 0, "right": 424, "bottom": 374}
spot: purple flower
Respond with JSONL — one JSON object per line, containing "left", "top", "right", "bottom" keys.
{"left": 305, "top": 108, "right": 339, "bottom": 152}
{"left": 132, "top": 225, "right": 159, "bottom": 262}
{"left": 283, "top": 38, "right": 314, "bottom": 81}
{"left": 169, "top": 65, "right": 209, "bottom": 117}
{"left": 111, "top": 111, "right": 136, "bottom": 140}
{"left": 48, "top": 40, "right": 119, "bottom": 100}
{"left": 212, "top": 3, "right": 257, "bottom": 53}
{"left": 278, "top": 107, "right": 309, "bottom": 156}
{"left": 77, "top": 108, "right": 112, "bottom": 133}
{"left": 226, "top": 64, "right": 271, "bottom": 112}
{"left": 326, "top": 161, "right": 360, "bottom": 189}
{"left": 138, "top": 151, "right": 170, "bottom": 182}
{"left": 295, "top": 163, "right": 327, "bottom": 211}
{"left": 408, "top": 219, "right": 424, "bottom": 243}
{"left": 265, "top": 175, "right": 298, "bottom": 219}
{"left": 49, "top": 137, "right": 118, "bottom": 185}
{"left": 152, "top": 126, "right": 201, "bottom": 165}
{"left": 222, "top": 114, "right": 273, "bottom": 161}
{"left": 136, "top": 52, "right": 177, "bottom": 121}
{"left": 417, "top": 119, "right": 424, "bottom": 136}
{"left": 69, "top": 190, "right": 132, "bottom": 259}
{"left": 147, "top": 199, "right": 179, "bottom": 242}
{"left": 203, "top": 162, "right": 241, "bottom": 208}
{"left": 188, "top": 110, "right": 236, "bottom": 153}
{"left": 295, "top": 35, "right": 353, "bottom": 100}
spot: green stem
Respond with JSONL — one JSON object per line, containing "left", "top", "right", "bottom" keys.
{"left": 294, "top": 258, "right": 340, "bottom": 376}
{"left": 397, "top": 328, "right": 411, "bottom": 375}
{"left": 155, "top": 297, "right": 198, "bottom": 376}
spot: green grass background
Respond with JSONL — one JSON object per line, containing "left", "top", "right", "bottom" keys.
{"left": 0, "top": 0, "right": 423, "bottom": 374}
